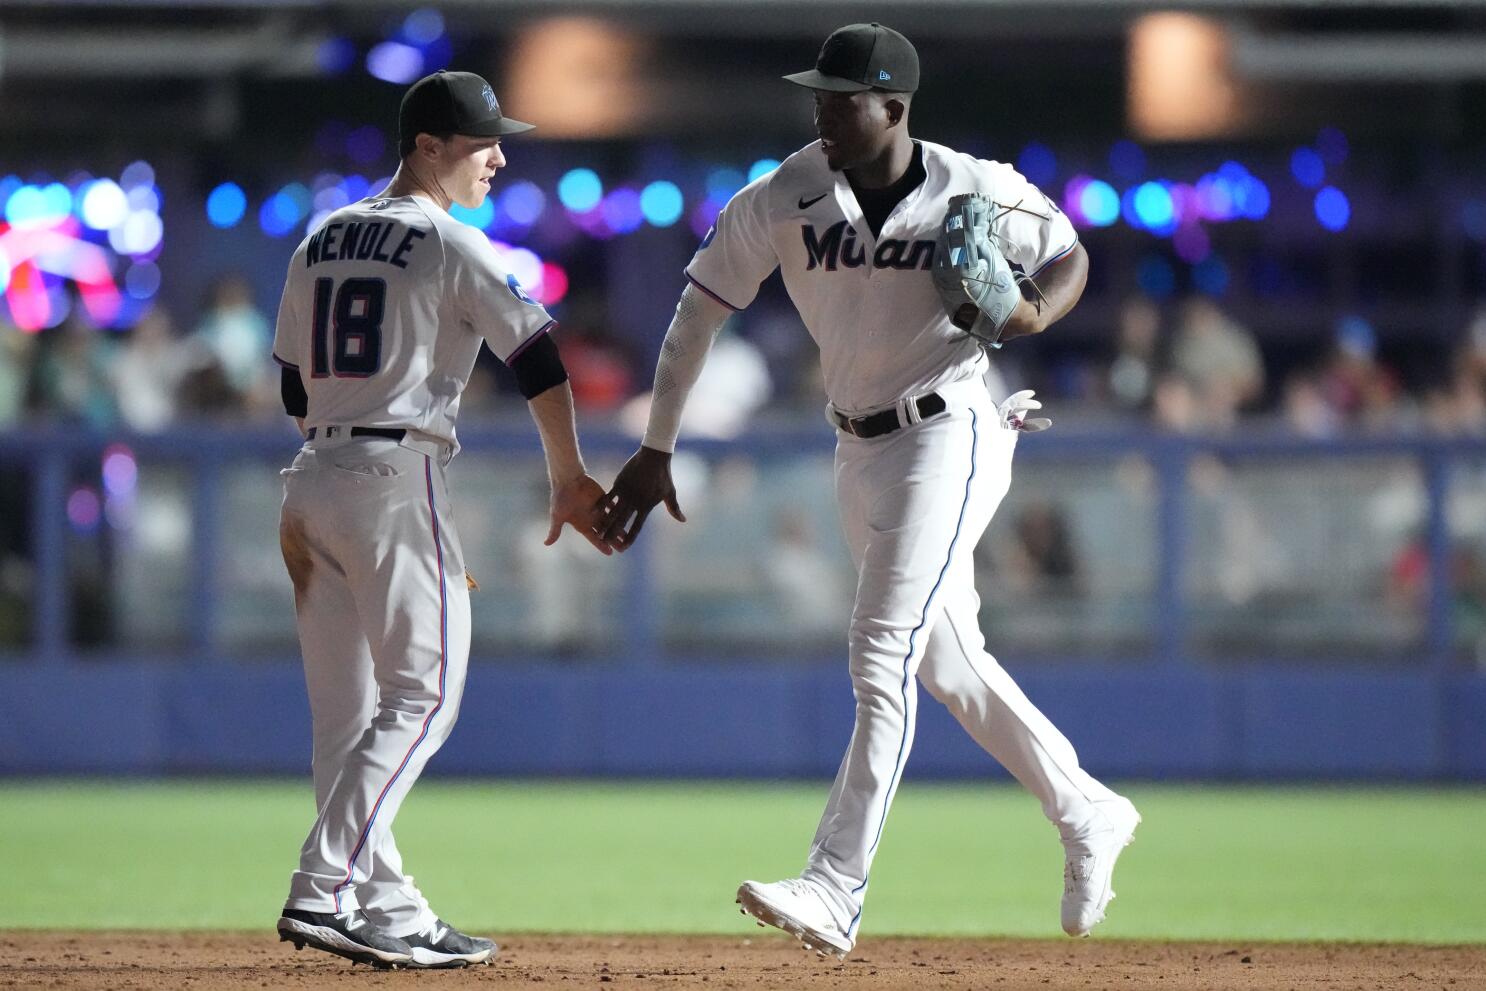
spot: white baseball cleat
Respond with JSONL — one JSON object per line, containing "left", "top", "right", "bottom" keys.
{"left": 736, "top": 877, "right": 854, "bottom": 959}
{"left": 1061, "top": 796, "right": 1142, "bottom": 937}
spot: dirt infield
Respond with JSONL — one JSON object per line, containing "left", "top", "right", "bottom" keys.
{"left": 1, "top": 932, "right": 1482, "bottom": 990}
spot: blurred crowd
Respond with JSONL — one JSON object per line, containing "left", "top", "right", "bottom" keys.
{"left": 6, "top": 277, "right": 1486, "bottom": 439}
{"left": 1062, "top": 296, "right": 1486, "bottom": 436}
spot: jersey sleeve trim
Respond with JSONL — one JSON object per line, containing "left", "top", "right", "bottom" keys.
{"left": 506, "top": 318, "right": 558, "bottom": 363}
{"left": 686, "top": 274, "right": 742, "bottom": 312}
{"left": 1029, "top": 240, "right": 1079, "bottom": 279}
{"left": 272, "top": 353, "right": 299, "bottom": 369}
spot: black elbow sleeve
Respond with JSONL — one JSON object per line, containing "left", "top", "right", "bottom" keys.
{"left": 280, "top": 365, "right": 308, "bottom": 418}
{"left": 509, "top": 331, "right": 568, "bottom": 399}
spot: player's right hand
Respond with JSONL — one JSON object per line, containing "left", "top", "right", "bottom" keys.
{"left": 546, "top": 473, "right": 614, "bottom": 556}
{"left": 599, "top": 446, "right": 687, "bottom": 552}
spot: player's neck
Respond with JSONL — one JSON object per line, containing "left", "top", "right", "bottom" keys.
{"left": 845, "top": 135, "right": 914, "bottom": 191}
{"left": 383, "top": 164, "right": 452, "bottom": 211}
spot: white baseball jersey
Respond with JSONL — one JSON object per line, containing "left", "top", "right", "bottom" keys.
{"left": 686, "top": 139, "right": 1077, "bottom": 414}
{"left": 272, "top": 195, "right": 555, "bottom": 452}
{"left": 692, "top": 141, "right": 1130, "bottom": 945}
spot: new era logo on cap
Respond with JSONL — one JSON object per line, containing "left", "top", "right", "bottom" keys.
{"left": 879, "top": 70, "right": 891, "bottom": 81}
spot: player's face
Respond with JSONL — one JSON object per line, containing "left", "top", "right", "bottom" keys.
{"left": 813, "top": 90, "right": 893, "bottom": 172}
{"left": 440, "top": 135, "right": 507, "bottom": 209}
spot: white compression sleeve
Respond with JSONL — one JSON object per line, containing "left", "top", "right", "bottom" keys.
{"left": 641, "top": 284, "right": 732, "bottom": 453}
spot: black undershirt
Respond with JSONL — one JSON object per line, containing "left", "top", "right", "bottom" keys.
{"left": 848, "top": 141, "right": 926, "bottom": 240}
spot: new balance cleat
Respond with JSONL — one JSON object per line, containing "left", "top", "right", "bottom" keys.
{"left": 277, "top": 908, "right": 413, "bottom": 969}
{"left": 1061, "top": 797, "right": 1142, "bottom": 937}
{"left": 736, "top": 878, "right": 853, "bottom": 959}
{"left": 402, "top": 918, "right": 497, "bottom": 969}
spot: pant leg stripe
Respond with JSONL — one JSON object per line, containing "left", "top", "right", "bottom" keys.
{"left": 331, "top": 455, "right": 449, "bottom": 911}
{"left": 848, "top": 409, "right": 979, "bottom": 935}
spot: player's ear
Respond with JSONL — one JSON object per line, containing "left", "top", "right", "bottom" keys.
{"left": 883, "top": 96, "right": 907, "bottom": 128}
{"left": 414, "top": 132, "right": 443, "bottom": 163}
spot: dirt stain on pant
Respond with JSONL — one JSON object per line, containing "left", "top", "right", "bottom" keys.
{"left": 280, "top": 514, "right": 314, "bottom": 608}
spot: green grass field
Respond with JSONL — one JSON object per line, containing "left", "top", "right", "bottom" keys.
{"left": 1, "top": 781, "right": 1480, "bottom": 944}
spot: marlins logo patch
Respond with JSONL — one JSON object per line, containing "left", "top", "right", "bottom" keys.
{"left": 481, "top": 83, "right": 499, "bottom": 112}
{"left": 507, "top": 273, "right": 538, "bottom": 305}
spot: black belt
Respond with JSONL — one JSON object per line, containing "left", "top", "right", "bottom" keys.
{"left": 306, "top": 426, "right": 407, "bottom": 441}
{"left": 832, "top": 392, "right": 946, "bottom": 439}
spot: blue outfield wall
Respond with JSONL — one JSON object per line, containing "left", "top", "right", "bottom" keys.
{"left": 6, "top": 658, "right": 1485, "bottom": 780}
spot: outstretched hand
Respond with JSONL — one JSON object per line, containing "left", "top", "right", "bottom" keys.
{"left": 545, "top": 473, "right": 614, "bottom": 556}
{"left": 599, "top": 446, "right": 687, "bottom": 552}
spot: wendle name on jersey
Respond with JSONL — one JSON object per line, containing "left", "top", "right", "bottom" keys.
{"left": 305, "top": 219, "right": 427, "bottom": 270}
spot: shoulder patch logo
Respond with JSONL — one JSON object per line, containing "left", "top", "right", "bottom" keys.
{"left": 699, "top": 224, "right": 717, "bottom": 249}
{"left": 507, "top": 273, "right": 538, "bottom": 305}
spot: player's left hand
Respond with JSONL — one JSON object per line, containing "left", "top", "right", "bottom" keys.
{"left": 997, "top": 389, "right": 1052, "bottom": 432}
{"left": 598, "top": 446, "right": 687, "bottom": 552}
{"left": 545, "top": 473, "right": 614, "bottom": 555}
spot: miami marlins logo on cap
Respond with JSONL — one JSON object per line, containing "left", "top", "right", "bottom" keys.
{"left": 481, "top": 83, "right": 499, "bottom": 112}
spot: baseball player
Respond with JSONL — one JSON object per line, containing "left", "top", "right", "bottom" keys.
{"left": 600, "top": 24, "right": 1139, "bottom": 957}
{"left": 271, "top": 70, "right": 610, "bottom": 969}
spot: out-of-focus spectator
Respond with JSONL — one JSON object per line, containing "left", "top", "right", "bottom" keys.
{"left": 113, "top": 308, "right": 186, "bottom": 432}
{"left": 182, "top": 274, "right": 276, "bottom": 418}
{"left": 1169, "top": 297, "right": 1264, "bottom": 430}
{"left": 1106, "top": 295, "right": 1163, "bottom": 414}
{"left": 1151, "top": 373, "right": 1200, "bottom": 432}
{"left": 996, "top": 502, "right": 1083, "bottom": 599}
{"left": 1283, "top": 371, "right": 1343, "bottom": 437}
{"left": 766, "top": 508, "right": 849, "bottom": 637}
{"left": 619, "top": 324, "right": 771, "bottom": 440}
{"left": 563, "top": 329, "right": 635, "bottom": 412}
{"left": 0, "top": 319, "right": 37, "bottom": 427}
{"left": 27, "top": 312, "right": 118, "bottom": 428}
{"left": 1318, "top": 316, "right": 1405, "bottom": 432}
{"left": 1424, "top": 306, "right": 1486, "bottom": 434}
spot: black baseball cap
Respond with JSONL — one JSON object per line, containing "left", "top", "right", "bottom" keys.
{"left": 398, "top": 70, "right": 533, "bottom": 156}
{"left": 783, "top": 23, "right": 919, "bottom": 93}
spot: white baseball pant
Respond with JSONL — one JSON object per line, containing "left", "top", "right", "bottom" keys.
{"left": 278, "top": 436, "right": 470, "bottom": 937}
{"left": 802, "top": 379, "right": 1122, "bottom": 937}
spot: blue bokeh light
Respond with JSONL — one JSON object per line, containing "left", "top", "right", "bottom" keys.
{"left": 705, "top": 168, "right": 746, "bottom": 201}
{"left": 260, "top": 184, "right": 312, "bottom": 237}
{"left": 449, "top": 198, "right": 495, "bottom": 230}
{"left": 206, "top": 182, "right": 247, "bottom": 228}
{"left": 1078, "top": 180, "right": 1120, "bottom": 227}
{"left": 366, "top": 41, "right": 424, "bottom": 84}
{"left": 1290, "top": 147, "right": 1325, "bottom": 188}
{"left": 601, "top": 188, "right": 645, "bottom": 234}
{"left": 1235, "top": 176, "right": 1271, "bottom": 221}
{"left": 748, "top": 159, "right": 781, "bottom": 183}
{"left": 501, "top": 181, "right": 546, "bottom": 225}
{"left": 557, "top": 169, "right": 603, "bottom": 212}
{"left": 640, "top": 181, "right": 684, "bottom": 227}
{"left": 1132, "top": 182, "right": 1174, "bottom": 231}
{"left": 402, "top": 9, "right": 445, "bottom": 44}
{"left": 1314, "top": 186, "right": 1350, "bottom": 231}
{"left": 1016, "top": 142, "right": 1057, "bottom": 187}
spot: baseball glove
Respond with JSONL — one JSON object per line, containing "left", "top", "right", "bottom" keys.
{"left": 931, "top": 193, "right": 1036, "bottom": 350}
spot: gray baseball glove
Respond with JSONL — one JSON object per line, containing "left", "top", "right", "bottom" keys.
{"left": 932, "top": 193, "right": 1025, "bottom": 350}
